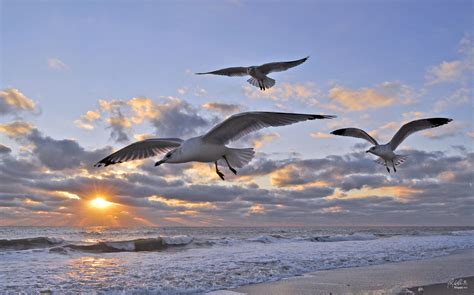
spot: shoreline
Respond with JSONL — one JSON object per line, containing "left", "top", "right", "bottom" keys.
{"left": 217, "top": 249, "right": 474, "bottom": 295}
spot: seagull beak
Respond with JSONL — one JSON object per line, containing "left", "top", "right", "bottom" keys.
{"left": 155, "top": 160, "right": 165, "bottom": 167}
{"left": 366, "top": 150, "right": 370, "bottom": 153}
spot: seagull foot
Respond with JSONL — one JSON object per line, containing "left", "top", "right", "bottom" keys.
{"left": 217, "top": 171, "right": 225, "bottom": 181}
{"left": 230, "top": 167, "right": 237, "bottom": 175}
{"left": 386, "top": 167, "right": 390, "bottom": 173}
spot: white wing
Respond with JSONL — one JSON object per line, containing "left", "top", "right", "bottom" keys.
{"left": 195, "top": 67, "right": 248, "bottom": 77}
{"left": 257, "top": 56, "right": 309, "bottom": 75}
{"left": 94, "top": 138, "right": 183, "bottom": 167}
{"left": 330, "top": 128, "right": 378, "bottom": 145}
{"left": 389, "top": 118, "right": 452, "bottom": 150}
{"left": 202, "top": 111, "right": 336, "bottom": 145}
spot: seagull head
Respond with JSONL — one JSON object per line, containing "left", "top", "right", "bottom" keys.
{"left": 365, "top": 146, "right": 376, "bottom": 154}
{"left": 366, "top": 146, "right": 379, "bottom": 155}
{"left": 155, "top": 150, "right": 175, "bottom": 167}
{"left": 247, "top": 67, "right": 256, "bottom": 75}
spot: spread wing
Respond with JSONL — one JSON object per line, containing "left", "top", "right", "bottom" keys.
{"left": 202, "top": 111, "right": 336, "bottom": 145}
{"left": 389, "top": 118, "right": 452, "bottom": 151}
{"left": 94, "top": 138, "right": 183, "bottom": 167}
{"left": 257, "top": 56, "right": 309, "bottom": 75}
{"left": 195, "top": 67, "right": 248, "bottom": 77}
{"left": 330, "top": 128, "right": 379, "bottom": 145}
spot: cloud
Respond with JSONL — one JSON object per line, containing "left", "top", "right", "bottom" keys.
{"left": 26, "top": 129, "right": 112, "bottom": 170}
{"left": 147, "top": 97, "right": 210, "bottom": 137}
{"left": 76, "top": 96, "right": 212, "bottom": 142}
{"left": 1, "top": 144, "right": 472, "bottom": 226}
{"left": 328, "top": 81, "right": 415, "bottom": 111}
{"left": 310, "top": 131, "right": 332, "bottom": 139}
{"left": 74, "top": 110, "right": 101, "bottom": 130}
{"left": 107, "top": 110, "right": 132, "bottom": 143}
{"left": 47, "top": 58, "right": 68, "bottom": 70}
{"left": 0, "top": 88, "right": 36, "bottom": 116}
{"left": 0, "top": 121, "right": 35, "bottom": 138}
{"left": 425, "top": 35, "right": 473, "bottom": 85}
{"left": 0, "top": 144, "right": 11, "bottom": 154}
{"left": 243, "top": 82, "right": 320, "bottom": 105}
{"left": 433, "top": 87, "right": 470, "bottom": 112}
{"left": 202, "top": 102, "right": 242, "bottom": 115}
{"left": 425, "top": 61, "right": 464, "bottom": 85}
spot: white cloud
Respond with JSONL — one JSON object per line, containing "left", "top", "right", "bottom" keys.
{"left": 327, "top": 81, "right": 415, "bottom": 111}
{"left": 425, "top": 35, "right": 473, "bottom": 85}
{"left": 0, "top": 88, "right": 36, "bottom": 115}
{"left": 425, "top": 60, "right": 463, "bottom": 85}
{"left": 47, "top": 58, "right": 68, "bottom": 70}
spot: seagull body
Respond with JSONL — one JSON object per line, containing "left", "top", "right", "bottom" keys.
{"left": 330, "top": 118, "right": 453, "bottom": 173}
{"left": 96, "top": 111, "right": 335, "bottom": 180}
{"left": 196, "top": 57, "right": 309, "bottom": 91}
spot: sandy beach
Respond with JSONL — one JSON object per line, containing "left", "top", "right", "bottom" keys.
{"left": 227, "top": 249, "right": 474, "bottom": 295}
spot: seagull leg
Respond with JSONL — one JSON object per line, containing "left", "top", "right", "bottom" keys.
{"left": 215, "top": 161, "right": 225, "bottom": 181}
{"left": 223, "top": 155, "right": 237, "bottom": 175}
{"left": 385, "top": 161, "right": 390, "bottom": 173}
{"left": 392, "top": 161, "right": 397, "bottom": 173}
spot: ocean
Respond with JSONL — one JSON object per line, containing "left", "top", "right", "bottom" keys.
{"left": 0, "top": 226, "right": 473, "bottom": 294}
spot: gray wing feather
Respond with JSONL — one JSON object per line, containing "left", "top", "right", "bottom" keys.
{"left": 257, "top": 56, "right": 309, "bottom": 75}
{"left": 195, "top": 67, "right": 248, "bottom": 77}
{"left": 389, "top": 118, "right": 452, "bottom": 150}
{"left": 330, "top": 128, "right": 379, "bottom": 145}
{"left": 95, "top": 138, "right": 183, "bottom": 167}
{"left": 203, "top": 111, "right": 336, "bottom": 145}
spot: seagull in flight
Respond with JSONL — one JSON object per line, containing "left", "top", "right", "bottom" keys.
{"left": 196, "top": 56, "right": 309, "bottom": 91}
{"left": 330, "top": 118, "right": 453, "bottom": 173}
{"left": 95, "top": 111, "right": 335, "bottom": 180}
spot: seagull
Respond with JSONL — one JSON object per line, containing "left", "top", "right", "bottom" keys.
{"left": 196, "top": 56, "right": 309, "bottom": 91}
{"left": 330, "top": 118, "right": 453, "bottom": 173}
{"left": 95, "top": 111, "right": 335, "bottom": 180}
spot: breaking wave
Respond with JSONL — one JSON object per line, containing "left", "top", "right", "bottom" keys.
{"left": 0, "top": 237, "right": 64, "bottom": 250}
{"left": 3, "top": 230, "right": 473, "bottom": 253}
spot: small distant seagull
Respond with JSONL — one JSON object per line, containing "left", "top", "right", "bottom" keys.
{"left": 330, "top": 118, "right": 453, "bottom": 173}
{"left": 95, "top": 111, "right": 335, "bottom": 180}
{"left": 196, "top": 56, "right": 309, "bottom": 91}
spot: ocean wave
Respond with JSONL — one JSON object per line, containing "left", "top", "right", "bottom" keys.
{"left": 304, "top": 232, "right": 378, "bottom": 242}
{"left": 52, "top": 235, "right": 194, "bottom": 253}
{"left": 450, "top": 230, "right": 474, "bottom": 236}
{"left": 0, "top": 237, "right": 64, "bottom": 250}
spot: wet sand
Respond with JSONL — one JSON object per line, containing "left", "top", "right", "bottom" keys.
{"left": 224, "top": 249, "right": 474, "bottom": 295}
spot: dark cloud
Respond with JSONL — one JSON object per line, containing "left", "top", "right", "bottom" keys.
{"left": 0, "top": 144, "right": 11, "bottom": 154}
{"left": 26, "top": 129, "right": 112, "bottom": 170}
{"left": 149, "top": 99, "right": 210, "bottom": 138}
{"left": 0, "top": 118, "right": 472, "bottom": 226}
{"left": 108, "top": 110, "right": 130, "bottom": 143}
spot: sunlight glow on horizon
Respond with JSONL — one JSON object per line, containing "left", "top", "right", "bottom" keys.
{"left": 90, "top": 197, "right": 113, "bottom": 209}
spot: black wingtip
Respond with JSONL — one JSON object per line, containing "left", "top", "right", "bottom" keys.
{"left": 428, "top": 117, "right": 453, "bottom": 127}
{"left": 331, "top": 129, "right": 346, "bottom": 135}
{"left": 309, "top": 114, "right": 337, "bottom": 120}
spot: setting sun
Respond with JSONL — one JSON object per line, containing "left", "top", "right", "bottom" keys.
{"left": 90, "top": 197, "right": 113, "bottom": 209}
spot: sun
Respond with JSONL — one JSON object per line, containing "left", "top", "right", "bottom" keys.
{"left": 90, "top": 197, "right": 113, "bottom": 209}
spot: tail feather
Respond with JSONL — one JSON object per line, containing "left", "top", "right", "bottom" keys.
{"left": 221, "top": 148, "right": 255, "bottom": 168}
{"left": 375, "top": 155, "right": 408, "bottom": 167}
{"left": 247, "top": 76, "right": 276, "bottom": 90}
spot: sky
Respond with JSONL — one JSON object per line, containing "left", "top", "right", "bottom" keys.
{"left": 0, "top": 0, "right": 472, "bottom": 227}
